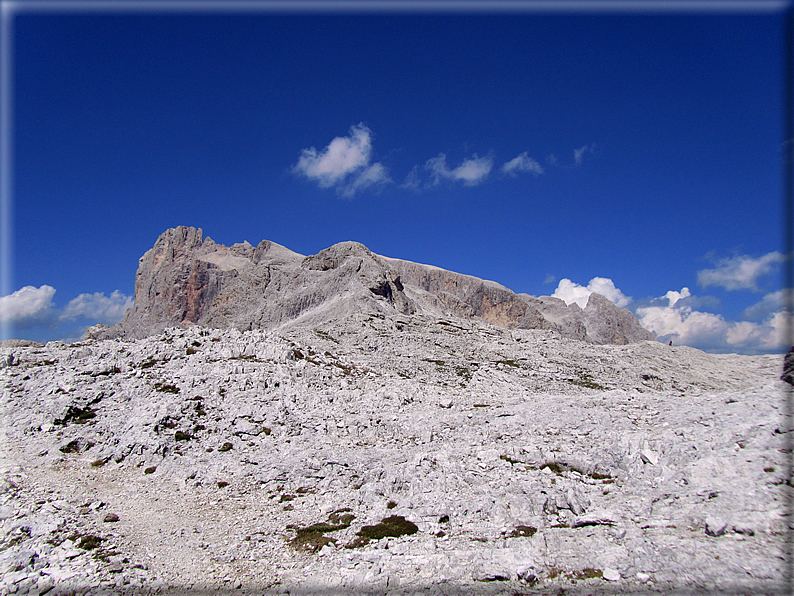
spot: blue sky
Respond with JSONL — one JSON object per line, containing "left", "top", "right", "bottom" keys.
{"left": 1, "top": 1, "right": 791, "bottom": 354}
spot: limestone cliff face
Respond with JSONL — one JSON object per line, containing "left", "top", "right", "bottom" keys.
{"left": 100, "top": 226, "right": 654, "bottom": 344}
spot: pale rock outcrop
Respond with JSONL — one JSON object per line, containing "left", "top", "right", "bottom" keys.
{"left": 97, "top": 226, "right": 654, "bottom": 344}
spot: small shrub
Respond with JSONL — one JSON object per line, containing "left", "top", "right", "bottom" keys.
{"left": 155, "top": 382, "right": 180, "bottom": 394}
{"left": 346, "top": 515, "right": 418, "bottom": 548}
{"left": 509, "top": 525, "right": 537, "bottom": 538}
{"left": 77, "top": 535, "right": 104, "bottom": 550}
{"left": 476, "top": 575, "right": 509, "bottom": 582}
{"left": 174, "top": 431, "right": 192, "bottom": 441}
{"left": 572, "top": 568, "right": 603, "bottom": 580}
{"left": 217, "top": 481, "right": 229, "bottom": 488}
{"left": 288, "top": 510, "right": 355, "bottom": 553}
{"left": 59, "top": 440, "right": 82, "bottom": 454}
{"left": 386, "top": 500, "right": 398, "bottom": 509}
{"left": 290, "top": 531, "right": 336, "bottom": 552}
{"left": 216, "top": 442, "right": 232, "bottom": 453}
{"left": 144, "top": 466, "right": 156, "bottom": 475}
{"left": 495, "top": 359, "right": 520, "bottom": 367}
{"left": 54, "top": 405, "right": 96, "bottom": 426}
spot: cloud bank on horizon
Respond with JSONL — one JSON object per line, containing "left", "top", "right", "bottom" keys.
{"left": 0, "top": 286, "right": 132, "bottom": 341}
{"left": 552, "top": 251, "right": 791, "bottom": 354}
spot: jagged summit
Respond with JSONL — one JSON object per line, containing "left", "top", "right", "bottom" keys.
{"left": 92, "top": 226, "right": 654, "bottom": 344}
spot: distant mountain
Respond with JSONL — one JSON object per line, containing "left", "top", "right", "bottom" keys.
{"left": 89, "top": 226, "right": 654, "bottom": 345}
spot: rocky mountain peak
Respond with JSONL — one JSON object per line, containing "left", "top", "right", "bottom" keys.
{"left": 98, "top": 226, "right": 654, "bottom": 344}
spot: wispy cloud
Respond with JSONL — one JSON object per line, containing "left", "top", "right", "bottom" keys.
{"left": 292, "top": 123, "right": 390, "bottom": 197}
{"left": 401, "top": 165, "right": 422, "bottom": 192}
{"left": 697, "top": 251, "right": 788, "bottom": 291}
{"left": 338, "top": 163, "right": 390, "bottom": 198}
{"left": 425, "top": 153, "right": 493, "bottom": 186}
{"left": 573, "top": 143, "right": 596, "bottom": 165}
{"left": 742, "top": 289, "right": 791, "bottom": 320}
{"left": 502, "top": 152, "right": 544, "bottom": 176}
{"left": 0, "top": 285, "right": 132, "bottom": 333}
{"left": 552, "top": 277, "right": 631, "bottom": 308}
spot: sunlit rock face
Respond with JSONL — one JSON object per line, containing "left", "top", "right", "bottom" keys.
{"left": 97, "top": 226, "right": 654, "bottom": 344}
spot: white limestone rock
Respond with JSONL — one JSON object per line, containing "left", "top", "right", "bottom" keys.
{"left": 0, "top": 315, "right": 786, "bottom": 594}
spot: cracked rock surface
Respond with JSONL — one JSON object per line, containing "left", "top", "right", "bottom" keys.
{"left": 1, "top": 315, "right": 790, "bottom": 595}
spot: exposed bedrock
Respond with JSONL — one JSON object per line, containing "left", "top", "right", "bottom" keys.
{"left": 96, "top": 226, "right": 654, "bottom": 344}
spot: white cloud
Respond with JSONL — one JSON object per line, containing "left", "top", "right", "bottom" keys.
{"left": 664, "top": 287, "right": 691, "bottom": 308}
{"left": 574, "top": 143, "right": 595, "bottom": 165}
{"left": 292, "top": 123, "right": 389, "bottom": 196}
{"left": 0, "top": 285, "right": 56, "bottom": 327}
{"left": 742, "top": 289, "right": 791, "bottom": 320}
{"left": 502, "top": 152, "right": 544, "bottom": 176}
{"left": 543, "top": 274, "right": 556, "bottom": 285}
{"left": 552, "top": 277, "right": 631, "bottom": 309}
{"left": 401, "top": 165, "right": 422, "bottom": 191}
{"left": 697, "top": 251, "right": 787, "bottom": 291}
{"left": 635, "top": 303, "right": 728, "bottom": 347}
{"left": 635, "top": 286, "right": 791, "bottom": 353}
{"left": 0, "top": 286, "right": 133, "bottom": 336}
{"left": 425, "top": 153, "right": 493, "bottom": 186}
{"left": 62, "top": 290, "right": 133, "bottom": 323}
{"left": 339, "top": 163, "right": 391, "bottom": 198}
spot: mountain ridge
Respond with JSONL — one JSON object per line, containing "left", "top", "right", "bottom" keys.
{"left": 90, "top": 226, "right": 654, "bottom": 345}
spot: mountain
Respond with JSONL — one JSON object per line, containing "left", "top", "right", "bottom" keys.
{"left": 90, "top": 226, "right": 654, "bottom": 344}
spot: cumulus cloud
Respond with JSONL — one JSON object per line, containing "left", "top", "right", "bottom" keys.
{"left": 62, "top": 290, "right": 133, "bottom": 322}
{"left": 0, "top": 285, "right": 133, "bottom": 335}
{"left": 0, "top": 285, "right": 57, "bottom": 328}
{"left": 502, "top": 152, "right": 544, "bottom": 176}
{"left": 573, "top": 143, "right": 596, "bottom": 165}
{"left": 552, "top": 277, "right": 631, "bottom": 309}
{"left": 292, "top": 123, "right": 390, "bottom": 197}
{"left": 425, "top": 153, "right": 493, "bottom": 186}
{"left": 635, "top": 286, "right": 790, "bottom": 353}
{"left": 697, "top": 251, "right": 788, "bottom": 291}
{"left": 664, "top": 287, "right": 691, "bottom": 308}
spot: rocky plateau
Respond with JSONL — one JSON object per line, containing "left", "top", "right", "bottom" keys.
{"left": 0, "top": 227, "right": 791, "bottom": 595}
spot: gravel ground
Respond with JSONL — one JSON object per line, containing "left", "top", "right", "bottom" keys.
{"left": 1, "top": 315, "right": 790, "bottom": 595}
